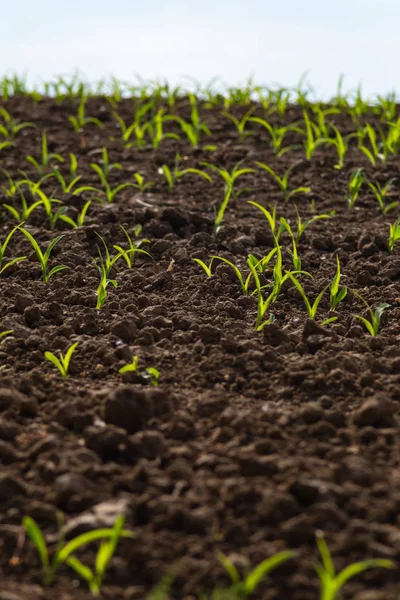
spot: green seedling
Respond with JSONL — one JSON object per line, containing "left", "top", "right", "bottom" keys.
{"left": 324, "top": 124, "right": 352, "bottom": 169}
{"left": 358, "top": 123, "right": 388, "bottom": 165}
{"left": 68, "top": 95, "right": 104, "bottom": 133}
{"left": 210, "top": 256, "right": 254, "bottom": 295}
{"left": 160, "top": 153, "right": 212, "bottom": 192}
{"left": 119, "top": 354, "right": 159, "bottom": 386}
{"left": 248, "top": 260, "right": 276, "bottom": 330}
{"left": 33, "top": 189, "right": 70, "bottom": 229}
{"left": 23, "top": 514, "right": 133, "bottom": 596}
{"left": 367, "top": 178, "right": 398, "bottom": 213}
{"left": 132, "top": 173, "right": 155, "bottom": 193}
{"left": 311, "top": 104, "right": 340, "bottom": 138}
{"left": 0, "top": 107, "right": 35, "bottom": 139}
{"left": 346, "top": 168, "right": 364, "bottom": 209}
{"left": 248, "top": 201, "right": 282, "bottom": 240}
{"left": 248, "top": 117, "right": 302, "bottom": 156}
{"left": 112, "top": 102, "right": 155, "bottom": 149}
{"left": 316, "top": 531, "right": 394, "bottom": 600}
{"left": 218, "top": 550, "right": 294, "bottom": 598}
{"left": 26, "top": 132, "right": 64, "bottom": 175}
{"left": 256, "top": 162, "right": 310, "bottom": 202}
{"left": 193, "top": 257, "right": 215, "bottom": 277}
{"left": 164, "top": 93, "right": 211, "bottom": 147}
{"left": 59, "top": 200, "right": 92, "bottom": 228}
{"left": 352, "top": 291, "right": 390, "bottom": 336}
{"left": 0, "top": 224, "right": 26, "bottom": 273}
{"left": 279, "top": 217, "right": 302, "bottom": 270}
{"left": 330, "top": 256, "right": 347, "bottom": 311}
{"left": 286, "top": 272, "right": 327, "bottom": 320}
{"left": 112, "top": 225, "right": 151, "bottom": 268}
{"left": 44, "top": 342, "right": 78, "bottom": 378}
{"left": 0, "top": 329, "right": 14, "bottom": 339}
{"left": 389, "top": 216, "right": 400, "bottom": 251}
{"left": 293, "top": 206, "right": 335, "bottom": 241}
{"left": 302, "top": 110, "right": 325, "bottom": 159}
{"left": 51, "top": 153, "right": 96, "bottom": 195}
{"left": 95, "top": 260, "right": 118, "bottom": 310}
{"left": 222, "top": 107, "right": 256, "bottom": 141}
{"left": 4, "top": 189, "right": 49, "bottom": 224}
{"left": 20, "top": 228, "right": 67, "bottom": 283}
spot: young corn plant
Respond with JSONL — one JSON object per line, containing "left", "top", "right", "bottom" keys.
{"left": 20, "top": 228, "right": 67, "bottom": 283}
{"left": 159, "top": 154, "right": 212, "bottom": 192}
{"left": 51, "top": 153, "right": 97, "bottom": 195}
{"left": 44, "top": 342, "right": 78, "bottom": 378}
{"left": 302, "top": 111, "right": 325, "bottom": 160}
{"left": 3, "top": 189, "right": 48, "bottom": 224}
{"left": 247, "top": 201, "right": 282, "bottom": 240}
{"left": 33, "top": 189, "right": 70, "bottom": 229}
{"left": 256, "top": 162, "right": 310, "bottom": 202}
{"left": 59, "top": 200, "right": 92, "bottom": 229}
{"left": 164, "top": 93, "right": 211, "bottom": 147}
{"left": 193, "top": 257, "right": 215, "bottom": 277}
{"left": 358, "top": 124, "right": 388, "bottom": 166}
{"left": 119, "top": 354, "right": 159, "bottom": 386}
{"left": 286, "top": 272, "right": 328, "bottom": 321}
{"left": 131, "top": 173, "right": 155, "bottom": 193}
{"left": 217, "top": 550, "right": 294, "bottom": 598}
{"left": 352, "top": 291, "right": 390, "bottom": 336}
{"left": 68, "top": 95, "right": 104, "bottom": 133}
{"left": 323, "top": 125, "right": 352, "bottom": 169}
{"left": 112, "top": 101, "right": 155, "bottom": 149}
{"left": 367, "top": 178, "right": 398, "bottom": 213}
{"left": 0, "top": 107, "right": 35, "bottom": 139}
{"left": 330, "top": 256, "right": 347, "bottom": 311}
{"left": 0, "top": 224, "right": 26, "bottom": 274}
{"left": 112, "top": 225, "right": 151, "bottom": 268}
{"left": 388, "top": 216, "right": 400, "bottom": 250}
{"left": 248, "top": 260, "right": 277, "bottom": 330}
{"left": 90, "top": 151, "right": 136, "bottom": 203}
{"left": 311, "top": 105, "right": 340, "bottom": 138}
{"left": 346, "top": 168, "right": 365, "bottom": 209}
{"left": 279, "top": 217, "right": 302, "bottom": 270}
{"left": 26, "top": 132, "right": 64, "bottom": 176}
{"left": 23, "top": 514, "right": 133, "bottom": 596}
{"left": 222, "top": 107, "right": 256, "bottom": 142}
{"left": 316, "top": 531, "right": 394, "bottom": 600}
{"left": 201, "top": 161, "right": 254, "bottom": 232}
{"left": 248, "top": 117, "right": 302, "bottom": 156}
{"left": 289, "top": 206, "right": 335, "bottom": 242}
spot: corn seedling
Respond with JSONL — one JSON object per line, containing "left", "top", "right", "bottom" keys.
{"left": 51, "top": 153, "right": 95, "bottom": 195}
{"left": 0, "top": 107, "right": 35, "bottom": 139}
{"left": 132, "top": 173, "right": 155, "bottom": 193}
{"left": 346, "top": 168, "right": 364, "bottom": 209}
{"left": 68, "top": 95, "right": 104, "bottom": 134}
{"left": 286, "top": 272, "right": 327, "bottom": 320}
{"left": 112, "top": 225, "right": 151, "bottom": 268}
{"left": 316, "top": 531, "right": 394, "bottom": 600}
{"left": 256, "top": 162, "right": 310, "bottom": 202}
{"left": 0, "top": 329, "right": 14, "bottom": 339}
{"left": 3, "top": 189, "right": 50, "bottom": 224}
{"left": 222, "top": 107, "right": 256, "bottom": 141}
{"left": 248, "top": 260, "right": 276, "bottom": 330}
{"left": 248, "top": 117, "right": 302, "bottom": 156}
{"left": 164, "top": 93, "right": 211, "bottom": 147}
{"left": 33, "top": 189, "right": 71, "bottom": 229}
{"left": 247, "top": 201, "right": 282, "bottom": 240}
{"left": 23, "top": 514, "right": 133, "bottom": 596}
{"left": 352, "top": 291, "right": 390, "bottom": 336}
{"left": 119, "top": 354, "right": 159, "bottom": 385}
{"left": 20, "top": 228, "right": 67, "bottom": 283}
{"left": 210, "top": 256, "right": 255, "bottom": 295}
{"left": 324, "top": 125, "right": 352, "bottom": 169}
{"left": 279, "top": 217, "right": 302, "bottom": 270}
{"left": 58, "top": 200, "right": 92, "bottom": 229}
{"left": 160, "top": 154, "right": 212, "bottom": 192}
{"left": 26, "top": 132, "right": 64, "bottom": 176}
{"left": 0, "top": 224, "right": 26, "bottom": 274}
{"left": 291, "top": 206, "right": 335, "bottom": 242}
{"left": 44, "top": 342, "right": 78, "bottom": 378}
{"left": 217, "top": 550, "right": 294, "bottom": 598}
{"left": 367, "top": 178, "right": 398, "bottom": 213}
{"left": 302, "top": 111, "right": 325, "bottom": 160}
{"left": 311, "top": 105, "right": 340, "bottom": 138}
{"left": 389, "top": 217, "right": 400, "bottom": 251}
{"left": 112, "top": 102, "right": 155, "bottom": 149}
{"left": 358, "top": 124, "right": 388, "bottom": 165}
{"left": 330, "top": 256, "right": 347, "bottom": 311}
{"left": 193, "top": 257, "right": 216, "bottom": 277}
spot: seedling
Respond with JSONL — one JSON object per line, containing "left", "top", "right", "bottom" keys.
{"left": 0, "top": 224, "right": 26, "bottom": 274}
{"left": 346, "top": 168, "right": 364, "bottom": 209}
{"left": 389, "top": 216, "right": 400, "bottom": 251}
{"left": 248, "top": 201, "right": 282, "bottom": 240}
{"left": 26, "top": 132, "right": 64, "bottom": 176}
{"left": 286, "top": 272, "right": 327, "bottom": 320}
{"left": 256, "top": 162, "right": 310, "bottom": 202}
{"left": 23, "top": 514, "right": 133, "bottom": 596}
{"left": 59, "top": 200, "right": 92, "bottom": 228}
{"left": 316, "top": 531, "right": 394, "bottom": 600}
{"left": 279, "top": 217, "right": 302, "bottom": 270}
{"left": 68, "top": 95, "right": 104, "bottom": 133}
{"left": 112, "top": 225, "right": 151, "bottom": 268}
{"left": 0, "top": 107, "right": 35, "bottom": 139}
{"left": 20, "top": 228, "right": 67, "bottom": 283}
{"left": 302, "top": 111, "right": 325, "bottom": 160}
{"left": 160, "top": 154, "right": 212, "bottom": 192}
{"left": 119, "top": 355, "right": 160, "bottom": 386}
{"left": 3, "top": 189, "right": 48, "bottom": 224}
{"left": 248, "top": 260, "right": 276, "bottom": 330}
{"left": 95, "top": 261, "right": 118, "bottom": 310}
{"left": 222, "top": 107, "right": 256, "bottom": 141}
{"left": 330, "top": 256, "right": 347, "bottom": 311}
{"left": 352, "top": 292, "right": 390, "bottom": 336}
{"left": 193, "top": 257, "right": 215, "bottom": 277}
{"left": 132, "top": 173, "right": 155, "bottom": 193}
{"left": 0, "top": 329, "right": 14, "bottom": 339}
{"left": 44, "top": 342, "right": 78, "bottom": 378}
{"left": 324, "top": 124, "right": 352, "bottom": 169}
{"left": 218, "top": 549, "right": 294, "bottom": 598}
{"left": 367, "top": 178, "right": 398, "bottom": 213}
{"left": 164, "top": 93, "right": 211, "bottom": 147}
{"left": 248, "top": 117, "right": 302, "bottom": 156}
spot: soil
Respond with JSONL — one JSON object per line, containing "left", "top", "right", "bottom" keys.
{"left": 0, "top": 94, "right": 399, "bottom": 600}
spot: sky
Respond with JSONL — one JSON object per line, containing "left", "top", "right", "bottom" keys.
{"left": 1, "top": 0, "right": 400, "bottom": 99}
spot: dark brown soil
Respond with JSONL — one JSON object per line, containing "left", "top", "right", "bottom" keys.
{"left": 0, "top": 94, "right": 399, "bottom": 600}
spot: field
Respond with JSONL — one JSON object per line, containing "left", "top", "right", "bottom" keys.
{"left": 0, "top": 75, "right": 399, "bottom": 599}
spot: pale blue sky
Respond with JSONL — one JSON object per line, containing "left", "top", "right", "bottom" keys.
{"left": 2, "top": 0, "right": 399, "bottom": 98}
